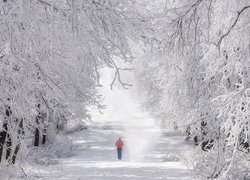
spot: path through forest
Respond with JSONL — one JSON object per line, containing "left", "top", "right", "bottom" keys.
{"left": 28, "top": 120, "right": 194, "bottom": 180}
{"left": 24, "top": 69, "right": 195, "bottom": 180}
{"left": 61, "top": 122, "right": 194, "bottom": 180}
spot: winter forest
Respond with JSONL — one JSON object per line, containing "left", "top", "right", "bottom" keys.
{"left": 0, "top": 0, "right": 249, "bottom": 179}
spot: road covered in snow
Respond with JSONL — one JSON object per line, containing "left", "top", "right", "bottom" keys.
{"left": 62, "top": 122, "right": 194, "bottom": 180}
{"left": 28, "top": 121, "right": 194, "bottom": 180}
{"left": 23, "top": 69, "right": 195, "bottom": 180}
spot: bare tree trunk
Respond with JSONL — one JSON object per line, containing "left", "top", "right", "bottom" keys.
{"left": 5, "top": 133, "right": 12, "bottom": 160}
{"left": 0, "top": 106, "right": 12, "bottom": 162}
{"left": 11, "top": 144, "right": 20, "bottom": 164}
{"left": 11, "top": 119, "right": 24, "bottom": 164}
{"left": 0, "top": 128, "right": 7, "bottom": 162}
{"left": 42, "top": 128, "right": 46, "bottom": 145}
{"left": 34, "top": 128, "right": 40, "bottom": 146}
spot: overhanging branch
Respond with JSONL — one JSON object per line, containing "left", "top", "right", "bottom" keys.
{"left": 217, "top": 5, "right": 250, "bottom": 47}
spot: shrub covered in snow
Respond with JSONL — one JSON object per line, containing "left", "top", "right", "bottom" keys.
{"left": 25, "top": 136, "right": 78, "bottom": 166}
{"left": 64, "top": 118, "right": 88, "bottom": 134}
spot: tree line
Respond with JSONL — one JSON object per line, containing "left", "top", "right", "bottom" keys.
{"left": 133, "top": 0, "right": 250, "bottom": 179}
{"left": 0, "top": 0, "right": 145, "bottom": 165}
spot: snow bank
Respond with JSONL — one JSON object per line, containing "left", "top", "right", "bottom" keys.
{"left": 25, "top": 136, "right": 78, "bottom": 166}
{"left": 162, "top": 130, "right": 184, "bottom": 136}
{"left": 161, "top": 154, "right": 180, "bottom": 162}
{"left": 64, "top": 118, "right": 88, "bottom": 134}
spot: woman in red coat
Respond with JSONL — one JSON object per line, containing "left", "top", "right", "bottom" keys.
{"left": 115, "top": 137, "right": 124, "bottom": 160}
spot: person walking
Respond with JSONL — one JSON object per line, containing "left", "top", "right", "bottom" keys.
{"left": 115, "top": 137, "right": 124, "bottom": 160}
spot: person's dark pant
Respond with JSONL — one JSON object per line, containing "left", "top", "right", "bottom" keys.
{"left": 117, "top": 148, "right": 122, "bottom": 160}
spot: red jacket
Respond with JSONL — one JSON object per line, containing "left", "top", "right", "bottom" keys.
{"left": 115, "top": 139, "right": 124, "bottom": 149}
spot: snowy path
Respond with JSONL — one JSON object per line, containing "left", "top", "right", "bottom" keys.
{"left": 64, "top": 123, "right": 193, "bottom": 180}
{"left": 28, "top": 121, "right": 194, "bottom": 180}
{"left": 25, "top": 69, "right": 194, "bottom": 179}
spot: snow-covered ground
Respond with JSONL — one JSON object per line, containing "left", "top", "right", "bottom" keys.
{"left": 24, "top": 121, "right": 194, "bottom": 180}
{"left": 21, "top": 69, "right": 195, "bottom": 179}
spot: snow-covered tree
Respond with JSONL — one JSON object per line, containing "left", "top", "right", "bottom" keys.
{"left": 0, "top": 0, "right": 145, "bottom": 164}
{"left": 134, "top": 0, "right": 250, "bottom": 179}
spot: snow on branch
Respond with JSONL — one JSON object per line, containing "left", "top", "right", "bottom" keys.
{"left": 109, "top": 60, "right": 133, "bottom": 90}
{"left": 216, "top": 5, "right": 250, "bottom": 48}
